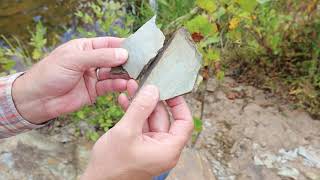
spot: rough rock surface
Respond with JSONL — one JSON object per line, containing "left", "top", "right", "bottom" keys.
{"left": 0, "top": 76, "right": 319, "bottom": 180}
{"left": 190, "top": 77, "right": 320, "bottom": 180}
{"left": 167, "top": 148, "right": 216, "bottom": 180}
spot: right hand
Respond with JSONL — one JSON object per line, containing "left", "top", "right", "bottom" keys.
{"left": 13, "top": 37, "right": 129, "bottom": 124}
{"left": 81, "top": 80, "right": 194, "bottom": 180}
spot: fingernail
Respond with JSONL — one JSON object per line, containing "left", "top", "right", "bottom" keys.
{"left": 140, "top": 85, "right": 159, "bottom": 99}
{"left": 115, "top": 48, "right": 128, "bottom": 61}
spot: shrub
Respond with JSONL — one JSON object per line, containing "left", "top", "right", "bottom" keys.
{"left": 182, "top": 0, "right": 320, "bottom": 117}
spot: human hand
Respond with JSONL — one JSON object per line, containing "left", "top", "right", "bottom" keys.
{"left": 12, "top": 37, "right": 129, "bottom": 124}
{"left": 82, "top": 81, "right": 194, "bottom": 180}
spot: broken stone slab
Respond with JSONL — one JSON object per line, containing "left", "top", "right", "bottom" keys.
{"left": 121, "top": 16, "right": 165, "bottom": 79}
{"left": 140, "top": 28, "right": 202, "bottom": 100}
{"left": 120, "top": 16, "right": 202, "bottom": 100}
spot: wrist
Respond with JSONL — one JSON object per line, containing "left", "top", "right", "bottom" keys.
{"left": 82, "top": 163, "right": 152, "bottom": 180}
{"left": 12, "top": 74, "right": 49, "bottom": 124}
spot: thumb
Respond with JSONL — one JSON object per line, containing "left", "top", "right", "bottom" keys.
{"left": 119, "top": 85, "right": 159, "bottom": 133}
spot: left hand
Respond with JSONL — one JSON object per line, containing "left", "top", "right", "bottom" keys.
{"left": 12, "top": 37, "right": 129, "bottom": 124}
{"left": 82, "top": 82, "right": 194, "bottom": 180}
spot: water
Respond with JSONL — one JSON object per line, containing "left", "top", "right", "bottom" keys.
{"left": 0, "top": 0, "right": 83, "bottom": 42}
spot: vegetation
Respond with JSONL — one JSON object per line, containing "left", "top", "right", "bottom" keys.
{"left": 180, "top": 0, "right": 320, "bottom": 118}
{"left": 72, "top": 94, "right": 124, "bottom": 141}
{"left": 0, "top": 0, "right": 319, "bottom": 141}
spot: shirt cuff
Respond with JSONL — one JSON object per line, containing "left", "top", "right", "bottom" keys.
{"left": 0, "top": 73, "right": 47, "bottom": 138}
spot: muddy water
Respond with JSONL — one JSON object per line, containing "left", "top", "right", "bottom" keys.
{"left": 0, "top": 0, "right": 83, "bottom": 42}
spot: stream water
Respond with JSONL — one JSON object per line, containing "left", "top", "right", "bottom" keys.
{"left": 0, "top": 0, "right": 84, "bottom": 42}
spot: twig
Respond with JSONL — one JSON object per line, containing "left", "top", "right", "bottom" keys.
{"left": 192, "top": 78, "right": 208, "bottom": 148}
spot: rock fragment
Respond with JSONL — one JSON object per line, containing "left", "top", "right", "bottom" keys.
{"left": 140, "top": 28, "right": 202, "bottom": 100}
{"left": 122, "top": 16, "right": 165, "bottom": 79}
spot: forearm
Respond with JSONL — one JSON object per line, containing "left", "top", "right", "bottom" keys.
{"left": 12, "top": 73, "right": 51, "bottom": 124}
{"left": 0, "top": 73, "right": 45, "bottom": 138}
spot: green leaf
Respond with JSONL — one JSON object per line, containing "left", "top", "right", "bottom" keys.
{"left": 193, "top": 117, "right": 203, "bottom": 132}
{"left": 2, "top": 60, "right": 15, "bottom": 70}
{"left": 196, "top": 0, "right": 217, "bottom": 13}
{"left": 214, "top": 7, "right": 226, "bottom": 19}
{"left": 216, "top": 70, "right": 225, "bottom": 80}
{"left": 207, "top": 49, "right": 220, "bottom": 61}
{"left": 199, "top": 36, "right": 220, "bottom": 48}
{"left": 76, "top": 111, "right": 86, "bottom": 119}
{"left": 186, "top": 15, "right": 217, "bottom": 36}
{"left": 257, "top": 0, "right": 271, "bottom": 4}
{"left": 87, "top": 131, "right": 100, "bottom": 141}
{"left": 237, "top": 0, "right": 258, "bottom": 12}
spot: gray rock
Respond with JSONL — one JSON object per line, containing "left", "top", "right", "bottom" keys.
{"left": 0, "top": 131, "right": 77, "bottom": 180}
{"left": 140, "top": 28, "right": 202, "bottom": 100}
{"left": 122, "top": 16, "right": 165, "bottom": 79}
{"left": 207, "top": 78, "right": 219, "bottom": 92}
{"left": 277, "top": 167, "right": 300, "bottom": 180}
{"left": 167, "top": 148, "right": 216, "bottom": 180}
{"left": 298, "top": 147, "right": 320, "bottom": 168}
{"left": 196, "top": 76, "right": 320, "bottom": 180}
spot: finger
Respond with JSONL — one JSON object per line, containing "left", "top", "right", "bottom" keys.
{"left": 96, "top": 79, "right": 128, "bottom": 96}
{"left": 118, "top": 93, "right": 130, "bottom": 111}
{"left": 98, "top": 68, "right": 130, "bottom": 81}
{"left": 142, "top": 120, "right": 150, "bottom": 133}
{"left": 117, "top": 93, "right": 151, "bottom": 133}
{"left": 87, "top": 37, "right": 125, "bottom": 49}
{"left": 77, "top": 48, "right": 128, "bottom": 70}
{"left": 127, "top": 79, "right": 139, "bottom": 98}
{"left": 119, "top": 85, "right": 159, "bottom": 133}
{"left": 148, "top": 102, "right": 170, "bottom": 133}
{"left": 117, "top": 79, "right": 139, "bottom": 110}
{"left": 126, "top": 80, "right": 150, "bottom": 132}
{"left": 166, "top": 96, "right": 194, "bottom": 142}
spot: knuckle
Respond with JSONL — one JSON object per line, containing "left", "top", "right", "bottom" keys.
{"left": 132, "top": 96, "right": 154, "bottom": 111}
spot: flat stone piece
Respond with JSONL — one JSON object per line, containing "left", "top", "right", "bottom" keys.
{"left": 122, "top": 16, "right": 165, "bottom": 79}
{"left": 140, "top": 28, "right": 202, "bottom": 100}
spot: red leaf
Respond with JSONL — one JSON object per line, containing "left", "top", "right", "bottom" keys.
{"left": 192, "top": 32, "right": 204, "bottom": 42}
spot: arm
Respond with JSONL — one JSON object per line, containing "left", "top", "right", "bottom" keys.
{"left": 0, "top": 73, "right": 44, "bottom": 138}
{"left": 0, "top": 37, "right": 129, "bottom": 138}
